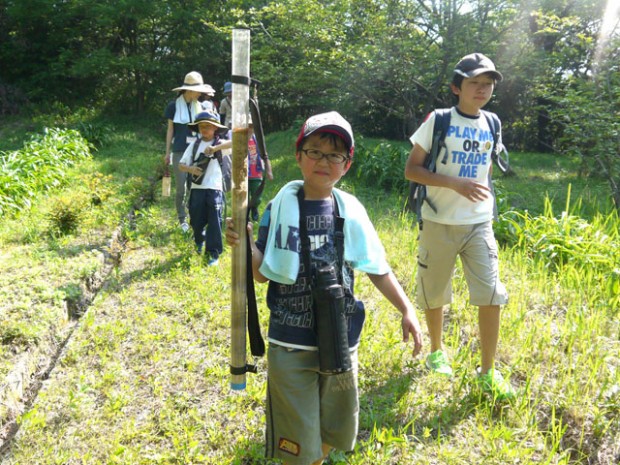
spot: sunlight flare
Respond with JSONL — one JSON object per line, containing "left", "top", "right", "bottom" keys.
{"left": 593, "top": 0, "right": 620, "bottom": 76}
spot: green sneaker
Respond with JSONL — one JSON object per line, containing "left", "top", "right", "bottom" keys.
{"left": 425, "top": 350, "right": 453, "bottom": 376}
{"left": 476, "top": 368, "right": 516, "bottom": 401}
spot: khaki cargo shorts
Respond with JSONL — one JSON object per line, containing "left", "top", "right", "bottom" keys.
{"left": 416, "top": 220, "right": 508, "bottom": 309}
{"left": 265, "top": 344, "right": 359, "bottom": 465}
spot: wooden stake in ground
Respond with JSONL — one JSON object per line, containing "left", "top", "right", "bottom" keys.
{"left": 230, "top": 28, "right": 250, "bottom": 391}
{"left": 161, "top": 168, "right": 171, "bottom": 197}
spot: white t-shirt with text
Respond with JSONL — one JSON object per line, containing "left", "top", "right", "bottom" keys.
{"left": 409, "top": 107, "right": 499, "bottom": 225}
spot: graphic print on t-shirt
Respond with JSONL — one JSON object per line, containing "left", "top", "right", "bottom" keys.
{"left": 248, "top": 137, "right": 262, "bottom": 179}
{"left": 272, "top": 205, "right": 338, "bottom": 323}
{"left": 258, "top": 199, "right": 363, "bottom": 348}
{"left": 447, "top": 124, "right": 494, "bottom": 179}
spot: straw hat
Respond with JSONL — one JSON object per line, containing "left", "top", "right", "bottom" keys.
{"left": 172, "top": 71, "right": 214, "bottom": 93}
{"left": 188, "top": 111, "right": 228, "bottom": 130}
{"left": 202, "top": 84, "right": 216, "bottom": 97}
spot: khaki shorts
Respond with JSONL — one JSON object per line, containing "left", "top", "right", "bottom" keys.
{"left": 416, "top": 220, "right": 508, "bottom": 309}
{"left": 265, "top": 344, "right": 359, "bottom": 464}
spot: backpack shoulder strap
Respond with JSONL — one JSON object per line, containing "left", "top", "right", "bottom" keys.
{"left": 481, "top": 110, "right": 510, "bottom": 175}
{"left": 481, "top": 110, "right": 500, "bottom": 156}
{"left": 434, "top": 108, "right": 452, "bottom": 139}
{"left": 191, "top": 139, "right": 201, "bottom": 162}
{"left": 423, "top": 107, "right": 452, "bottom": 171}
{"left": 480, "top": 110, "right": 502, "bottom": 220}
{"left": 423, "top": 107, "right": 452, "bottom": 212}
{"left": 297, "top": 188, "right": 312, "bottom": 279}
{"left": 248, "top": 98, "right": 271, "bottom": 210}
{"left": 213, "top": 134, "right": 224, "bottom": 167}
{"left": 429, "top": 108, "right": 452, "bottom": 169}
{"left": 409, "top": 107, "right": 452, "bottom": 223}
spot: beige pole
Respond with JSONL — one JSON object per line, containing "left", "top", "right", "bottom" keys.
{"left": 230, "top": 28, "right": 250, "bottom": 390}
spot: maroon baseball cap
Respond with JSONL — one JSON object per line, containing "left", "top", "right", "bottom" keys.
{"left": 296, "top": 111, "right": 355, "bottom": 157}
{"left": 454, "top": 53, "right": 503, "bottom": 81}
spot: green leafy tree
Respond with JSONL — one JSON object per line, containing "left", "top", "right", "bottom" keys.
{"left": 0, "top": 0, "right": 233, "bottom": 112}
{"left": 496, "top": 0, "right": 610, "bottom": 151}
{"left": 243, "top": 0, "right": 351, "bottom": 129}
{"left": 546, "top": 34, "right": 620, "bottom": 211}
{"left": 244, "top": 0, "right": 517, "bottom": 138}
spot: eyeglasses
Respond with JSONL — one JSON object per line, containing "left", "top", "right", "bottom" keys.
{"left": 300, "top": 149, "right": 349, "bottom": 164}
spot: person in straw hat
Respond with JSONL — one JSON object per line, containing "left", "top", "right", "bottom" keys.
{"left": 164, "top": 71, "right": 216, "bottom": 232}
{"left": 198, "top": 83, "right": 219, "bottom": 115}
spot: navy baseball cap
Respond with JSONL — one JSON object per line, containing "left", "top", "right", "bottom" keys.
{"left": 454, "top": 53, "right": 503, "bottom": 81}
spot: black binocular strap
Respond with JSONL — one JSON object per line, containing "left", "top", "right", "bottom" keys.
{"left": 246, "top": 230, "right": 265, "bottom": 357}
{"left": 242, "top": 96, "right": 269, "bottom": 360}
{"left": 296, "top": 188, "right": 345, "bottom": 283}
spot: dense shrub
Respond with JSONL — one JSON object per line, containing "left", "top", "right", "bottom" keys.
{"left": 76, "top": 122, "right": 114, "bottom": 148}
{"left": 47, "top": 193, "right": 89, "bottom": 236}
{"left": 353, "top": 138, "right": 410, "bottom": 192}
{"left": 0, "top": 128, "right": 92, "bottom": 216}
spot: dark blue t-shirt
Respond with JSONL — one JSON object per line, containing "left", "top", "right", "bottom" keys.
{"left": 164, "top": 100, "right": 197, "bottom": 153}
{"left": 255, "top": 198, "right": 365, "bottom": 349}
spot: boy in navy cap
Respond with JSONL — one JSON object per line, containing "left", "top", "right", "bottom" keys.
{"left": 179, "top": 111, "right": 229, "bottom": 266}
{"left": 227, "top": 111, "right": 423, "bottom": 465}
{"left": 405, "top": 53, "right": 515, "bottom": 400}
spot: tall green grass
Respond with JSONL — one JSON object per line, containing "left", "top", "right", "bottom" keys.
{"left": 0, "top": 128, "right": 92, "bottom": 216}
{"left": 500, "top": 191, "right": 619, "bottom": 312}
{"left": 0, "top": 120, "right": 618, "bottom": 464}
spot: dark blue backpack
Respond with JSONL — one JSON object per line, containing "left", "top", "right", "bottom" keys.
{"left": 190, "top": 134, "right": 232, "bottom": 192}
{"left": 409, "top": 107, "right": 507, "bottom": 225}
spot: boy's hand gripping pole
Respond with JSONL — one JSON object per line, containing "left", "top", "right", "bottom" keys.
{"left": 230, "top": 28, "right": 251, "bottom": 390}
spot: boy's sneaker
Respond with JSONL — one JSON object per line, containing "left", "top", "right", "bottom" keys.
{"left": 206, "top": 257, "right": 219, "bottom": 266}
{"left": 181, "top": 222, "right": 190, "bottom": 233}
{"left": 476, "top": 367, "right": 516, "bottom": 401}
{"left": 425, "top": 350, "right": 453, "bottom": 376}
{"left": 196, "top": 243, "right": 204, "bottom": 255}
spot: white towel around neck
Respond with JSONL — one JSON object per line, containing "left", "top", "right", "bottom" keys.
{"left": 259, "top": 180, "right": 391, "bottom": 284}
{"left": 173, "top": 95, "right": 201, "bottom": 124}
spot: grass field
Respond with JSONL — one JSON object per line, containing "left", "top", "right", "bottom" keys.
{"left": 0, "top": 116, "right": 618, "bottom": 464}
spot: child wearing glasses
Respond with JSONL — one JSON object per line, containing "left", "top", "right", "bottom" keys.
{"left": 226, "top": 111, "right": 422, "bottom": 465}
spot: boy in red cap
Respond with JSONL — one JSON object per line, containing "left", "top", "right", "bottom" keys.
{"left": 405, "top": 53, "right": 515, "bottom": 400}
{"left": 226, "top": 111, "right": 422, "bottom": 465}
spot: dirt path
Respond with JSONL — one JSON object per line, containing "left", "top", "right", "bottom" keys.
{"left": 0, "top": 194, "right": 267, "bottom": 464}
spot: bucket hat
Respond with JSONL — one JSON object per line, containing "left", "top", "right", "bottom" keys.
{"left": 172, "top": 71, "right": 214, "bottom": 93}
{"left": 202, "top": 84, "right": 216, "bottom": 97}
{"left": 188, "top": 111, "right": 228, "bottom": 130}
